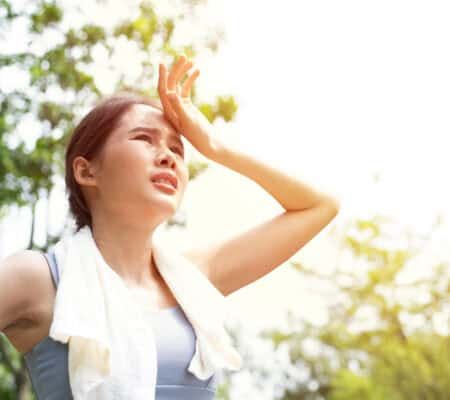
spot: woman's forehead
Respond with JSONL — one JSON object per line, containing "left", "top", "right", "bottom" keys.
{"left": 119, "top": 104, "right": 178, "bottom": 138}
{"left": 122, "top": 104, "right": 165, "bottom": 126}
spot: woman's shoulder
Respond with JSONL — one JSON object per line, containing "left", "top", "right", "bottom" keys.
{"left": 0, "top": 250, "right": 58, "bottom": 354}
{"left": 1, "top": 249, "right": 56, "bottom": 329}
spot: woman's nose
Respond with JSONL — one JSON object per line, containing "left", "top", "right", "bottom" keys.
{"left": 155, "top": 148, "right": 176, "bottom": 167}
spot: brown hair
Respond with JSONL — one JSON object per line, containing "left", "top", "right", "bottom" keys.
{"left": 65, "top": 92, "right": 164, "bottom": 233}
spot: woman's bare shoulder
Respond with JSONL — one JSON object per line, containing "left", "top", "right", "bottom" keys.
{"left": 0, "top": 249, "right": 55, "bottom": 330}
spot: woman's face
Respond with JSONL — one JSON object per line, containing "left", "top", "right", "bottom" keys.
{"left": 83, "top": 103, "right": 189, "bottom": 225}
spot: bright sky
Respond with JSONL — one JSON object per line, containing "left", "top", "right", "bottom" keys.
{"left": 1, "top": 0, "right": 449, "bottom": 334}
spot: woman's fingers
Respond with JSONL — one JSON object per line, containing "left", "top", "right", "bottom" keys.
{"left": 167, "top": 55, "right": 190, "bottom": 92}
{"left": 173, "top": 60, "right": 193, "bottom": 94}
{"left": 181, "top": 69, "right": 200, "bottom": 98}
{"left": 158, "top": 64, "right": 180, "bottom": 129}
{"left": 158, "top": 55, "right": 198, "bottom": 131}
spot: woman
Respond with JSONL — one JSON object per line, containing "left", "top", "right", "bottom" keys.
{"left": 0, "top": 55, "right": 340, "bottom": 399}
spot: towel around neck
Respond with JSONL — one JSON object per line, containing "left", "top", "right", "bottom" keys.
{"left": 48, "top": 225, "right": 243, "bottom": 399}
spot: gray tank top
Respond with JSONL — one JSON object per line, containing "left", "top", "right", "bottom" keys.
{"left": 24, "top": 250, "right": 218, "bottom": 399}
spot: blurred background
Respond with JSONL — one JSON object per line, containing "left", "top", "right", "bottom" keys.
{"left": 1, "top": 0, "right": 449, "bottom": 398}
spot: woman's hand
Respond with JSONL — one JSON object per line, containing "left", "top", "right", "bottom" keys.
{"left": 157, "top": 55, "right": 222, "bottom": 160}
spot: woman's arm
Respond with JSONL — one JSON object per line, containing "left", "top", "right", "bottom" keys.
{"left": 159, "top": 55, "right": 340, "bottom": 296}
{"left": 209, "top": 143, "right": 339, "bottom": 212}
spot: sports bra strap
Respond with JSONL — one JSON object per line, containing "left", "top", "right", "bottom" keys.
{"left": 41, "top": 249, "right": 59, "bottom": 289}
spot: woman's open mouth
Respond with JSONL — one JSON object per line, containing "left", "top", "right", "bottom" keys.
{"left": 151, "top": 180, "right": 177, "bottom": 194}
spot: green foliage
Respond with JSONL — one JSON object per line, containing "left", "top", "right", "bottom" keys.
{"left": 253, "top": 217, "right": 450, "bottom": 399}
{"left": 329, "top": 369, "right": 390, "bottom": 400}
{"left": 187, "top": 159, "right": 209, "bottom": 180}
{"left": 113, "top": 3, "right": 158, "bottom": 48}
{"left": 30, "top": 1, "right": 63, "bottom": 33}
{"left": 199, "top": 95, "right": 238, "bottom": 123}
{"left": 329, "top": 333, "right": 450, "bottom": 400}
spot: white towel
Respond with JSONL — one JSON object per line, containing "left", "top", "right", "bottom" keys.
{"left": 48, "top": 225, "right": 243, "bottom": 399}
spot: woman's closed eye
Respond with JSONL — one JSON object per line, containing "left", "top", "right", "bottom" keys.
{"left": 135, "top": 135, "right": 184, "bottom": 157}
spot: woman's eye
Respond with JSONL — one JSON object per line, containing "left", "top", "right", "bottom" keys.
{"left": 136, "top": 135, "right": 152, "bottom": 143}
{"left": 137, "top": 135, "right": 184, "bottom": 157}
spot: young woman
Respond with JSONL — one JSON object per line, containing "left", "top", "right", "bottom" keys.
{"left": 0, "top": 55, "right": 340, "bottom": 399}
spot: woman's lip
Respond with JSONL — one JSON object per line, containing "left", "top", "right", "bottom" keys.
{"left": 150, "top": 172, "right": 178, "bottom": 189}
{"left": 151, "top": 180, "right": 177, "bottom": 194}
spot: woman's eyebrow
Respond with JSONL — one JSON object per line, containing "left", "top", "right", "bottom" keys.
{"left": 128, "top": 126, "right": 183, "bottom": 147}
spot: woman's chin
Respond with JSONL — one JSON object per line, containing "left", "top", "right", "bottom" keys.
{"left": 146, "top": 191, "right": 178, "bottom": 210}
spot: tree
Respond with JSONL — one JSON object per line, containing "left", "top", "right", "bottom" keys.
{"left": 223, "top": 215, "right": 450, "bottom": 399}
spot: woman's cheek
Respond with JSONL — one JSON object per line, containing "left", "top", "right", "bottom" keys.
{"left": 117, "top": 146, "right": 147, "bottom": 172}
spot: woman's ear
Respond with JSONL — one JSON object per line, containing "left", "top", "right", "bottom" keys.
{"left": 73, "top": 156, "right": 99, "bottom": 187}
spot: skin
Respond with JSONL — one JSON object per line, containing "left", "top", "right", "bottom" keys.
{"left": 72, "top": 103, "right": 189, "bottom": 288}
